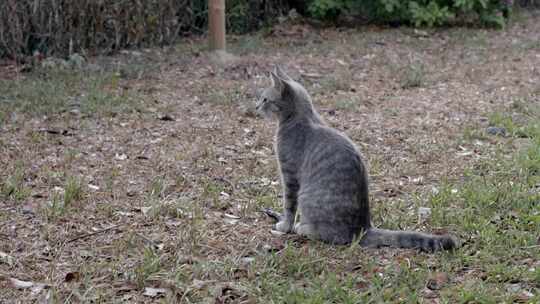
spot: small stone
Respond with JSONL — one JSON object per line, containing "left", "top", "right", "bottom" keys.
{"left": 240, "top": 257, "right": 255, "bottom": 265}
{"left": 68, "top": 53, "right": 86, "bottom": 69}
{"left": 486, "top": 126, "right": 507, "bottom": 136}
{"left": 158, "top": 114, "right": 175, "bottom": 121}
{"left": 418, "top": 207, "right": 432, "bottom": 217}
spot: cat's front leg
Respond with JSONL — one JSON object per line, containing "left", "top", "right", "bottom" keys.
{"left": 274, "top": 177, "right": 298, "bottom": 233}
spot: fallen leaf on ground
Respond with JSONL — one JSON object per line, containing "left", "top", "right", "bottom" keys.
{"left": 115, "top": 153, "right": 127, "bottom": 160}
{"left": 9, "top": 278, "right": 34, "bottom": 289}
{"left": 426, "top": 272, "right": 449, "bottom": 290}
{"left": 9, "top": 278, "right": 48, "bottom": 295}
{"left": 140, "top": 206, "right": 153, "bottom": 216}
{"left": 143, "top": 287, "right": 168, "bottom": 297}
{"left": 514, "top": 290, "right": 534, "bottom": 303}
{"left": 0, "top": 251, "right": 14, "bottom": 265}
{"left": 421, "top": 287, "right": 439, "bottom": 299}
{"left": 223, "top": 213, "right": 239, "bottom": 219}
{"left": 191, "top": 279, "right": 216, "bottom": 290}
{"left": 64, "top": 272, "right": 80, "bottom": 282}
{"left": 224, "top": 218, "right": 239, "bottom": 225}
{"left": 270, "top": 229, "right": 286, "bottom": 236}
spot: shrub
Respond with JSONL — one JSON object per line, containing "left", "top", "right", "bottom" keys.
{"left": 0, "top": 0, "right": 287, "bottom": 59}
{"left": 306, "top": 0, "right": 512, "bottom": 27}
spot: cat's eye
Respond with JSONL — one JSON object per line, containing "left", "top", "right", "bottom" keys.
{"left": 263, "top": 97, "right": 268, "bottom": 103}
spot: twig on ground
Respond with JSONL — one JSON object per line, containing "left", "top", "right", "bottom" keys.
{"left": 67, "top": 224, "right": 123, "bottom": 243}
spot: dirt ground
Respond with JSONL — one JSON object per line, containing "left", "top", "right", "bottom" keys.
{"left": 1, "top": 11, "right": 539, "bottom": 303}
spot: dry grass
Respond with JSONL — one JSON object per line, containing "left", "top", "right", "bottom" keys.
{"left": 1, "top": 13, "right": 539, "bottom": 303}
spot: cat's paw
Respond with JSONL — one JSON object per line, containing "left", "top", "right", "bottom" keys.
{"left": 273, "top": 220, "right": 293, "bottom": 233}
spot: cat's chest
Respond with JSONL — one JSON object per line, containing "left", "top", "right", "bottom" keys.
{"left": 275, "top": 135, "right": 302, "bottom": 168}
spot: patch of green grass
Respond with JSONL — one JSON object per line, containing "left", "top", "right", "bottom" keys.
{"left": 104, "top": 167, "right": 120, "bottom": 198}
{"left": 489, "top": 107, "right": 540, "bottom": 139}
{"left": 42, "top": 176, "right": 84, "bottom": 219}
{"left": 333, "top": 98, "right": 357, "bottom": 111}
{"left": 1, "top": 161, "right": 29, "bottom": 202}
{"left": 368, "top": 155, "right": 384, "bottom": 176}
{"left": 249, "top": 103, "right": 538, "bottom": 303}
{"left": 148, "top": 175, "right": 167, "bottom": 199}
{"left": 43, "top": 192, "right": 66, "bottom": 219}
{"left": 519, "top": 39, "right": 540, "bottom": 50}
{"left": 64, "top": 176, "right": 84, "bottom": 207}
{"left": 200, "top": 178, "right": 229, "bottom": 210}
{"left": 133, "top": 247, "right": 163, "bottom": 289}
{"left": 429, "top": 109, "right": 538, "bottom": 302}
{"left": 229, "top": 34, "right": 265, "bottom": 55}
{"left": 263, "top": 272, "right": 362, "bottom": 304}
{"left": 245, "top": 194, "right": 277, "bottom": 216}
{"left": 401, "top": 63, "right": 426, "bottom": 89}
{"left": 315, "top": 74, "right": 351, "bottom": 94}
{"left": 462, "top": 125, "right": 488, "bottom": 142}
{"left": 203, "top": 87, "right": 243, "bottom": 105}
{"left": 0, "top": 67, "right": 141, "bottom": 122}
{"left": 465, "top": 31, "right": 489, "bottom": 51}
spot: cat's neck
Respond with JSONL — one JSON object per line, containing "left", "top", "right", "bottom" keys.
{"left": 278, "top": 104, "right": 323, "bottom": 126}
{"left": 278, "top": 88, "right": 324, "bottom": 126}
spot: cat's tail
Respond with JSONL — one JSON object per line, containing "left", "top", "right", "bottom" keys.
{"left": 360, "top": 228, "right": 457, "bottom": 252}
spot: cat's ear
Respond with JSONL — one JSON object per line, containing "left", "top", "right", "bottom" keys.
{"left": 274, "top": 65, "right": 292, "bottom": 81}
{"left": 270, "top": 71, "right": 295, "bottom": 99}
{"left": 270, "top": 71, "right": 284, "bottom": 91}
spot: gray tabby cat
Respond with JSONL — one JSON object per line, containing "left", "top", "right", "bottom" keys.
{"left": 256, "top": 66, "right": 457, "bottom": 252}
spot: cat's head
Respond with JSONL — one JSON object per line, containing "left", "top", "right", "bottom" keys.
{"left": 255, "top": 66, "right": 310, "bottom": 120}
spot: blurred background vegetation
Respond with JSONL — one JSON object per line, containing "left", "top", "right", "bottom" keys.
{"left": 0, "top": 0, "right": 538, "bottom": 60}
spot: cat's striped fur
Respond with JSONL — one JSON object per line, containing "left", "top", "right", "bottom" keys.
{"left": 256, "top": 66, "right": 457, "bottom": 252}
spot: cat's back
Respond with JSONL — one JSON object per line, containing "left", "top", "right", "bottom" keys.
{"left": 307, "top": 123, "right": 359, "bottom": 155}
{"left": 302, "top": 123, "right": 366, "bottom": 180}
{"left": 299, "top": 122, "right": 371, "bottom": 237}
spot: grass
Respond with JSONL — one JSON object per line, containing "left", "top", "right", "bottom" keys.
{"left": 401, "top": 62, "right": 426, "bottom": 89}
{"left": 8, "top": 100, "right": 537, "bottom": 304}
{"left": 0, "top": 66, "right": 142, "bottom": 122}
{"left": 139, "top": 103, "right": 537, "bottom": 303}
{"left": 2, "top": 19, "right": 540, "bottom": 302}
{"left": 245, "top": 105, "right": 540, "bottom": 303}
{"left": 40, "top": 176, "right": 84, "bottom": 220}
{"left": 1, "top": 161, "right": 29, "bottom": 202}
{"left": 229, "top": 34, "right": 266, "bottom": 55}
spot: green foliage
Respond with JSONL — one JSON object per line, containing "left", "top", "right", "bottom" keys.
{"left": 307, "top": 0, "right": 511, "bottom": 27}
{"left": 307, "top": 0, "right": 353, "bottom": 20}
{"left": 409, "top": 1, "right": 454, "bottom": 27}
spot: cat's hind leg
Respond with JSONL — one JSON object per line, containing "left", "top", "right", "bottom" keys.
{"left": 293, "top": 222, "right": 318, "bottom": 240}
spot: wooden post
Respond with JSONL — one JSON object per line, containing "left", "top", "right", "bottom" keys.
{"left": 208, "top": 0, "right": 226, "bottom": 51}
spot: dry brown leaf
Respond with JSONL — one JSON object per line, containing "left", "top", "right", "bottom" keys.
{"left": 426, "top": 272, "right": 449, "bottom": 290}
{"left": 64, "top": 272, "right": 81, "bottom": 282}
{"left": 421, "top": 287, "right": 439, "bottom": 299}
{"left": 513, "top": 290, "right": 534, "bottom": 303}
